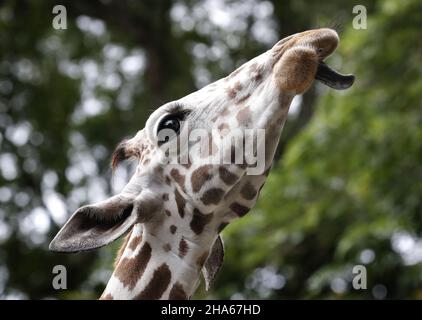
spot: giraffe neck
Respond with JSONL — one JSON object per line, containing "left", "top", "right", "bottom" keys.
{"left": 101, "top": 217, "right": 217, "bottom": 300}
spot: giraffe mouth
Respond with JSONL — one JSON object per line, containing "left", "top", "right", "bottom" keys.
{"left": 315, "top": 62, "right": 355, "bottom": 90}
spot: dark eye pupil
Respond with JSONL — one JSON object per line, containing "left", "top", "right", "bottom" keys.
{"left": 157, "top": 115, "right": 182, "bottom": 145}
{"left": 163, "top": 118, "right": 180, "bottom": 132}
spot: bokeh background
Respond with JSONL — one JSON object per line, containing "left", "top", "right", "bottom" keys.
{"left": 0, "top": 0, "right": 421, "bottom": 299}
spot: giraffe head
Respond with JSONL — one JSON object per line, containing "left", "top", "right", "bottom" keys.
{"left": 50, "top": 28, "right": 354, "bottom": 298}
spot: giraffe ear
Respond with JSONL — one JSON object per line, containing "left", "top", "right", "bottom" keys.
{"left": 202, "top": 235, "right": 224, "bottom": 291}
{"left": 49, "top": 196, "right": 137, "bottom": 253}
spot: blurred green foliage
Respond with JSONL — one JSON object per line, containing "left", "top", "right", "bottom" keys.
{"left": 0, "top": 0, "right": 421, "bottom": 299}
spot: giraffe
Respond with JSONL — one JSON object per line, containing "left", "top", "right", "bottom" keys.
{"left": 49, "top": 28, "right": 354, "bottom": 300}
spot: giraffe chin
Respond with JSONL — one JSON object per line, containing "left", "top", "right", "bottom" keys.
{"left": 315, "top": 62, "right": 355, "bottom": 90}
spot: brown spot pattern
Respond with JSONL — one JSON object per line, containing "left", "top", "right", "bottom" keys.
{"left": 190, "top": 209, "right": 214, "bottom": 235}
{"left": 162, "top": 193, "right": 169, "bottom": 201}
{"left": 128, "top": 235, "right": 142, "bottom": 251}
{"left": 219, "top": 167, "right": 238, "bottom": 185}
{"left": 163, "top": 243, "right": 171, "bottom": 252}
{"left": 115, "top": 242, "right": 152, "bottom": 290}
{"left": 174, "top": 188, "right": 186, "bottom": 218}
{"left": 254, "top": 73, "right": 262, "bottom": 82}
{"left": 170, "top": 169, "right": 186, "bottom": 192}
{"left": 170, "top": 225, "right": 177, "bottom": 234}
{"left": 226, "top": 87, "right": 237, "bottom": 99}
{"left": 168, "top": 282, "right": 188, "bottom": 300}
{"left": 201, "top": 188, "right": 224, "bottom": 205}
{"left": 178, "top": 237, "right": 189, "bottom": 258}
{"left": 191, "top": 165, "right": 213, "bottom": 193}
{"left": 135, "top": 263, "right": 172, "bottom": 300}
{"left": 230, "top": 202, "right": 250, "bottom": 217}
{"left": 240, "top": 182, "right": 257, "bottom": 200}
{"left": 226, "top": 81, "right": 243, "bottom": 99}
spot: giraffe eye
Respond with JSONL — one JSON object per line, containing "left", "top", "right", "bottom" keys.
{"left": 158, "top": 115, "right": 181, "bottom": 134}
{"left": 156, "top": 114, "right": 181, "bottom": 145}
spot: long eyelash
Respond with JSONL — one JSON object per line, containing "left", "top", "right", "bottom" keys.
{"left": 162, "top": 101, "right": 192, "bottom": 117}
{"left": 166, "top": 105, "right": 191, "bottom": 120}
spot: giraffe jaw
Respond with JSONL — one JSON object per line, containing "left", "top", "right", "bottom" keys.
{"left": 315, "top": 61, "right": 355, "bottom": 90}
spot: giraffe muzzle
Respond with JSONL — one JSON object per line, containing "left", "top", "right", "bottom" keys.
{"left": 315, "top": 61, "right": 355, "bottom": 90}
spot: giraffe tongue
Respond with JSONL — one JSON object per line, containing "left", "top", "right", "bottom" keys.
{"left": 315, "top": 62, "right": 355, "bottom": 90}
